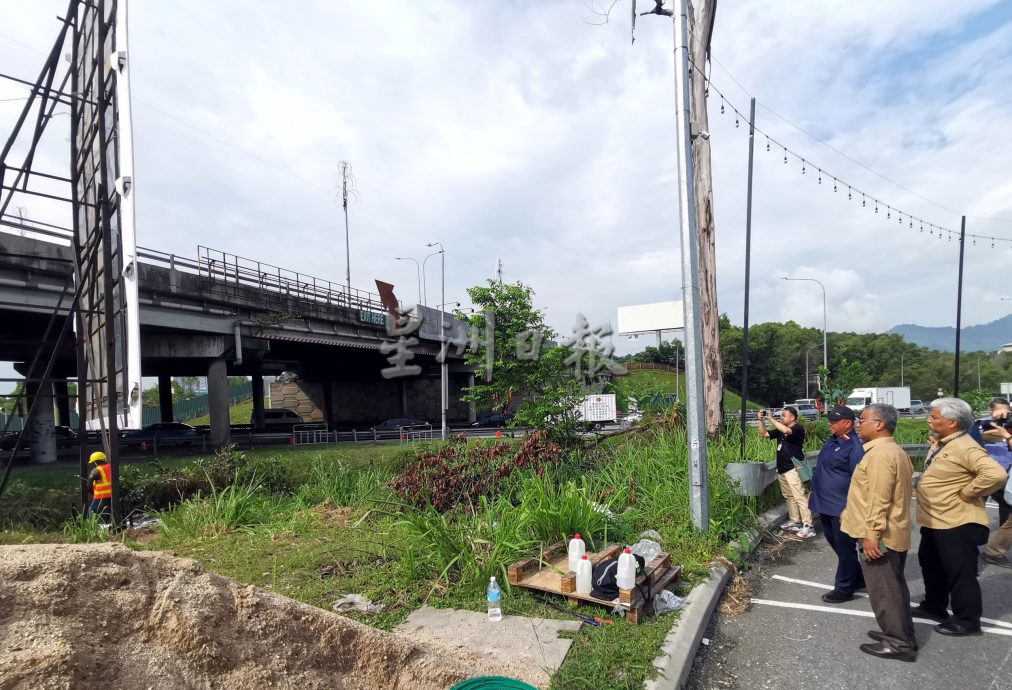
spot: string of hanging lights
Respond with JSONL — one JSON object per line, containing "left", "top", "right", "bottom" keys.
{"left": 693, "top": 61, "right": 1012, "bottom": 251}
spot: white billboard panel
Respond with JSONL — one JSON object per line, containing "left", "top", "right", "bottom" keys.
{"left": 617, "top": 301, "right": 684, "bottom": 334}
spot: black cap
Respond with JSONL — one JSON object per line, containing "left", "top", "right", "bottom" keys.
{"left": 826, "top": 406, "right": 855, "bottom": 421}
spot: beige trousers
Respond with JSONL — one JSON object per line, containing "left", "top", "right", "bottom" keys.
{"left": 778, "top": 468, "right": 812, "bottom": 526}
{"left": 984, "top": 515, "right": 1012, "bottom": 557}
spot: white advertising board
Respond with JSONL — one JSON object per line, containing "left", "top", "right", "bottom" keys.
{"left": 616, "top": 301, "right": 684, "bottom": 334}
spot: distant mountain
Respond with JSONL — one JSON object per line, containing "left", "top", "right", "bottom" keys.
{"left": 888, "top": 313, "right": 1012, "bottom": 353}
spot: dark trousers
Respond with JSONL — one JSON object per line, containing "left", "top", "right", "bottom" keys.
{"left": 820, "top": 514, "right": 865, "bottom": 594}
{"left": 918, "top": 523, "right": 990, "bottom": 627}
{"left": 859, "top": 549, "right": 916, "bottom": 653}
{"left": 88, "top": 498, "right": 111, "bottom": 522}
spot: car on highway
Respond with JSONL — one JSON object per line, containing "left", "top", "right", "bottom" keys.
{"left": 371, "top": 417, "right": 426, "bottom": 431}
{"left": 122, "top": 422, "right": 198, "bottom": 447}
{"left": 0, "top": 425, "right": 78, "bottom": 451}
{"left": 252, "top": 408, "right": 303, "bottom": 430}
{"left": 794, "top": 403, "right": 821, "bottom": 422}
{"left": 472, "top": 412, "right": 511, "bottom": 428}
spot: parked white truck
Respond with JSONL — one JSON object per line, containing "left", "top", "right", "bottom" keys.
{"left": 845, "top": 387, "right": 912, "bottom": 413}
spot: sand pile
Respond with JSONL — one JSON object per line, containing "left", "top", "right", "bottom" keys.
{"left": 0, "top": 543, "right": 510, "bottom": 690}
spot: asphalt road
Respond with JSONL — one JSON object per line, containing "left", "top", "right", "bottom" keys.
{"left": 686, "top": 499, "right": 1012, "bottom": 690}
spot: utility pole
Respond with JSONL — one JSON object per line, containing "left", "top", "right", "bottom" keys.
{"left": 340, "top": 161, "right": 352, "bottom": 301}
{"left": 688, "top": 0, "right": 722, "bottom": 435}
{"left": 673, "top": 0, "right": 709, "bottom": 531}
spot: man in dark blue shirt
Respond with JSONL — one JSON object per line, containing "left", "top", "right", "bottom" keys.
{"left": 810, "top": 405, "right": 866, "bottom": 602}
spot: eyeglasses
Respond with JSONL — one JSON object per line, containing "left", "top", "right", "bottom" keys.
{"left": 856, "top": 418, "right": 882, "bottom": 425}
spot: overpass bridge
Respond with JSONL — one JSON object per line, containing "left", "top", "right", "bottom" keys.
{"left": 0, "top": 232, "right": 475, "bottom": 462}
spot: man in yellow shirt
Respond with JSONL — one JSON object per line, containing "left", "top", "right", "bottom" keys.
{"left": 915, "top": 397, "right": 1008, "bottom": 636}
{"left": 841, "top": 403, "right": 916, "bottom": 661}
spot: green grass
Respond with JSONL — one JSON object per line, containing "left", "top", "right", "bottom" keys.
{"left": 183, "top": 398, "right": 264, "bottom": 425}
{"left": 0, "top": 420, "right": 808, "bottom": 689}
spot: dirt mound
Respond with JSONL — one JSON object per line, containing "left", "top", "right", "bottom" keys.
{"left": 0, "top": 543, "right": 509, "bottom": 690}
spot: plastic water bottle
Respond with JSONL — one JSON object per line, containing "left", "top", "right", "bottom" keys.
{"left": 568, "top": 533, "right": 586, "bottom": 573}
{"left": 617, "top": 547, "right": 636, "bottom": 590}
{"left": 487, "top": 576, "right": 502, "bottom": 622}
{"left": 575, "top": 554, "right": 593, "bottom": 594}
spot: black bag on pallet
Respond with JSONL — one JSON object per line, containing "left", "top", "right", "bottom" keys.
{"left": 590, "top": 553, "right": 648, "bottom": 601}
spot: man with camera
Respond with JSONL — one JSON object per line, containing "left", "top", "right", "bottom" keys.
{"left": 758, "top": 406, "right": 815, "bottom": 538}
{"left": 975, "top": 397, "right": 1012, "bottom": 568}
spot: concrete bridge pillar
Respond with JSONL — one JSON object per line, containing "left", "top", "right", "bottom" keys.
{"left": 207, "top": 358, "right": 231, "bottom": 447}
{"left": 158, "top": 374, "right": 173, "bottom": 423}
{"left": 53, "top": 380, "right": 71, "bottom": 427}
{"left": 25, "top": 380, "right": 57, "bottom": 464}
{"left": 251, "top": 374, "right": 265, "bottom": 431}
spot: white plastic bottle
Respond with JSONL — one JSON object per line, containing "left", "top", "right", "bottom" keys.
{"left": 617, "top": 547, "right": 636, "bottom": 591}
{"left": 568, "top": 533, "right": 586, "bottom": 572}
{"left": 487, "top": 576, "right": 502, "bottom": 622}
{"left": 575, "top": 554, "right": 593, "bottom": 594}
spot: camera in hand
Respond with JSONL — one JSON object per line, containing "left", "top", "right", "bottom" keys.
{"left": 976, "top": 416, "right": 1012, "bottom": 431}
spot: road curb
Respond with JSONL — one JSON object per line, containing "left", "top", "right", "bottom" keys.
{"left": 644, "top": 504, "right": 788, "bottom": 690}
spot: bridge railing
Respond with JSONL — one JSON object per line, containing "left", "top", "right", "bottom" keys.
{"left": 196, "top": 246, "right": 389, "bottom": 315}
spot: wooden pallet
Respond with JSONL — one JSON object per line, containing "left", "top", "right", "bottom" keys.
{"left": 506, "top": 541, "right": 681, "bottom": 625}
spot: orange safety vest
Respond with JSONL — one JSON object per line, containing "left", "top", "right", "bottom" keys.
{"left": 92, "top": 463, "right": 112, "bottom": 499}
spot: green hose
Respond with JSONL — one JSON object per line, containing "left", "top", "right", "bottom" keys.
{"left": 449, "top": 676, "right": 538, "bottom": 690}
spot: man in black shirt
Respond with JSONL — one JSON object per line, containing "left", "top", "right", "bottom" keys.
{"left": 759, "top": 406, "right": 815, "bottom": 538}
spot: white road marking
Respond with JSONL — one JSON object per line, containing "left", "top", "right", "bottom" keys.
{"left": 769, "top": 574, "right": 1012, "bottom": 629}
{"left": 749, "top": 598, "right": 1012, "bottom": 636}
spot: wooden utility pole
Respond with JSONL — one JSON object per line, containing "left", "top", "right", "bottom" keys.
{"left": 687, "top": 0, "right": 723, "bottom": 435}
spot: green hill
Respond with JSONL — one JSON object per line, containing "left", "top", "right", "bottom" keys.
{"left": 612, "top": 369, "right": 762, "bottom": 411}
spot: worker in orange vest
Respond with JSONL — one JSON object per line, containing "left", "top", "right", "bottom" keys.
{"left": 86, "top": 451, "right": 112, "bottom": 521}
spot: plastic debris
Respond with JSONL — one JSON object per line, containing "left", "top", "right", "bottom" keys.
{"left": 653, "top": 590, "right": 685, "bottom": 615}
{"left": 630, "top": 537, "right": 662, "bottom": 562}
{"left": 332, "top": 593, "right": 384, "bottom": 615}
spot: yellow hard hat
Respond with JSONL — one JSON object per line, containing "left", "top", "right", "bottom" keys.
{"left": 89, "top": 451, "right": 107, "bottom": 463}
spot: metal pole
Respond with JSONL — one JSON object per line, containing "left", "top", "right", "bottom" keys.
{"left": 782, "top": 276, "right": 828, "bottom": 376}
{"left": 673, "top": 0, "right": 708, "bottom": 531}
{"left": 396, "top": 257, "right": 421, "bottom": 305}
{"left": 954, "top": 216, "right": 966, "bottom": 397}
{"left": 341, "top": 161, "right": 351, "bottom": 300}
{"left": 739, "top": 97, "right": 756, "bottom": 459}
{"left": 428, "top": 242, "right": 447, "bottom": 440}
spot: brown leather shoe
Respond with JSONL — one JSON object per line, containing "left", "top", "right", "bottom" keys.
{"left": 859, "top": 642, "right": 916, "bottom": 662}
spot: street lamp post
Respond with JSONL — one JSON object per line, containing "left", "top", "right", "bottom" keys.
{"left": 900, "top": 347, "right": 917, "bottom": 388}
{"left": 427, "top": 242, "right": 446, "bottom": 440}
{"left": 421, "top": 251, "right": 442, "bottom": 307}
{"left": 805, "top": 344, "right": 819, "bottom": 398}
{"left": 782, "top": 276, "right": 828, "bottom": 375}
{"left": 395, "top": 257, "right": 421, "bottom": 306}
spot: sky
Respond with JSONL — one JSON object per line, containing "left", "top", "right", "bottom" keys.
{"left": 2, "top": 0, "right": 1012, "bottom": 395}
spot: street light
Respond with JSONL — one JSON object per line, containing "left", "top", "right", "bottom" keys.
{"left": 395, "top": 257, "right": 421, "bottom": 306}
{"left": 900, "top": 347, "right": 918, "bottom": 387}
{"left": 782, "top": 276, "right": 828, "bottom": 375}
{"left": 421, "top": 250, "right": 442, "bottom": 307}
{"left": 805, "top": 344, "right": 820, "bottom": 397}
{"left": 426, "top": 241, "right": 446, "bottom": 441}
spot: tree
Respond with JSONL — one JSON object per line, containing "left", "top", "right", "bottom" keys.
{"left": 461, "top": 279, "right": 587, "bottom": 439}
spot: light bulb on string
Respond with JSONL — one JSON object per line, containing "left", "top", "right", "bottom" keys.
{"left": 720, "top": 98, "right": 725, "bottom": 114}
{"left": 992, "top": 238, "right": 995, "bottom": 248}
{"left": 783, "top": 148, "right": 787, "bottom": 164}
{"left": 862, "top": 194, "right": 866, "bottom": 207}
{"left": 909, "top": 220, "right": 913, "bottom": 228}
{"left": 817, "top": 171, "right": 822, "bottom": 184}
{"left": 801, "top": 160, "right": 806, "bottom": 174}
{"left": 875, "top": 202, "right": 879, "bottom": 214}
{"left": 848, "top": 187, "right": 852, "bottom": 200}
{"left": 833, "top": 179, "right": 838, "bottom": 192}
{"left": 973, "top": 237, "right": 977, "bottom": 245}
{"left": 766, "top": 137, "right": 770, "bottom": 152}
{"left": 886, "top": 208, "right": 891, "bottom": 219}
{"left": 735, "top": 114, "right": 740, "bottom": 128}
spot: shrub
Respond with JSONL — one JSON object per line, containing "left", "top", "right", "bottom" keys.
{"left": 392, "top": 430, "right": 564, "bottom": 512}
